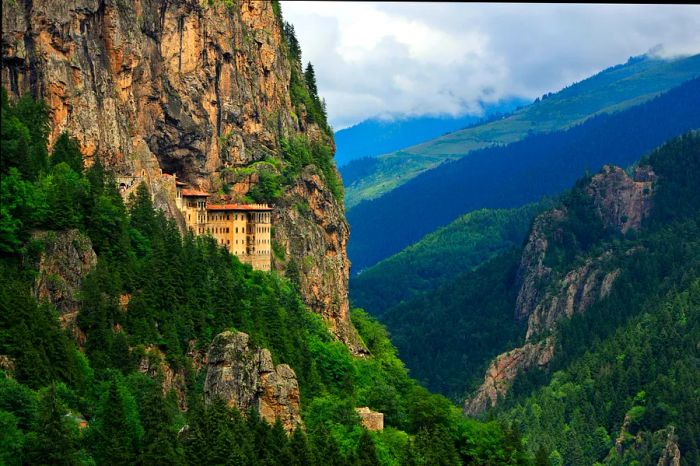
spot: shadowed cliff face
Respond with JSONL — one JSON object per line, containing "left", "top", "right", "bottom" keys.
{"left": 2, "top": 0, "right": 363, "bottom": 353}
{"left": 465, "top": 164, "right": 656, "bottom": 416}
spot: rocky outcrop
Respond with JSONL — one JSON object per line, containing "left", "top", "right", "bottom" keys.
{"left": 657, "top": 427, "right": 681, "bottom": 466}
{"left": 138, "top": 346, "right": 187, "bottom": 410}
{"left": 274, "top": 167, "right": 366, "bottom": 354}
{"left": 204, "top": 331, "right": 301, "bottom": 432}
{"left": 0, "top": 355, "right": 15, "bottom": 377}
{"left": 466, "top": 164, "right": 655, "bottom": 416}
{"left": 30, "top": 229, "right": 97, "bottom": 335}
{"left": 587, "top": 165, "right": 656, "bottom": 234}
{"left": 2, "top": 0, "right": 360, "bottom": 353}
{"left": 514, "top": 208, "right": 566, "bottom": 321}
{"left": 464, "top": 338, "right": 554, "bottom": 416}
{"left": 525, "top": 258, "right": 620, "bottom": 340}
{"left": 355, "top": 407, "right": 384, "bottom": 431}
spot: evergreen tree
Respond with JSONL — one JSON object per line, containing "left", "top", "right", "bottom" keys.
{"left": 290, "top": 427, "right": 316, "bottom": 466}
{"left": 535, "top": 445, "right": 552, "bottom": 466}
{"left": 51, "top": 132, "right": 83, "bottom": 173}
{"left": 304, "top": 62, "right": 318, "bottom": 98}
{"left": 25, "top": 385, "right": 79, "bottom": 465}
{"left": 90, "top": 378, "right": 143, "bottom": 465}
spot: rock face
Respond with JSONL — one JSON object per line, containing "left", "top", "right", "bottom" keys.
{"left": 2, "top": 0, "right": 361, "bottom": 353}
{"left": 274, "top": 168, "right": 365, "bottom": 353}
{"left": 587, "top": 165, "right": 656, "bottom": 234}
{"left": 524, "top": 257, "right": 620, "bottom": 340}
{"left": 138, "top": 346, "right": 187, "bottom": 410}
{"left": 465, "top": 164, "right": 655, "bottom": 416}
{"left": 464, "top": 338, "right": 554, "bottom": 416}
{"left": 204, "top": 331, "right": 301, "bottom": 432}
{"left": 30, "top": 230, "right": 97, "bottom": 332}
{"left": 657, "top": 427, "right": 681, "bottom": 466}
{"left": 355, "top": 407, "right": 384, "bottom": 431}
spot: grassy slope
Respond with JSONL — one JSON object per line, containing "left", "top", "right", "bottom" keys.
{"left": 344, "top": 54, "right": 700, "bottom": 208}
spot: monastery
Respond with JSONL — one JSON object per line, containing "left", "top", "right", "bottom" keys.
{"left": 175, "top": 181, "right": 272, "bottom": 271}
{"left": 117, "top": 167, "right": 272, "bottom": 271}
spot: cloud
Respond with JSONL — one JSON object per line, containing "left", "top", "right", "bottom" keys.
{"left": 281, "top": 2, "right": 700, "bottom": 130}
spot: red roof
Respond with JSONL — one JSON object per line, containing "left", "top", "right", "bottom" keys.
{"left": 181, "top": 188, "right": 210, "bottom": 197}
{"left": 207, "top": 203, "right": 272, "bottom": 211}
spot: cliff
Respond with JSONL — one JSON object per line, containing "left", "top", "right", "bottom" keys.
{"left": 204, "top": 330, "right": 301, "bottom": 432}
{"left": 2, "top": 0, "right": 363, "bottom": 353}
{"left": 465, "top": 164, "right": 656, "bottom": 415}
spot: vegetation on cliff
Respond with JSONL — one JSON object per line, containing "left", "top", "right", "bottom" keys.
{"left": 0, "top": 91, "right": 532, "bottom": 465}
{"left": 362, "top": 131, "right": 700, "bottom": 464}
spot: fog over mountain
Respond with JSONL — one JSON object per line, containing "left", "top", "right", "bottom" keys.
{"left": 283, "top": 2, "right": 700, "bottom": 129}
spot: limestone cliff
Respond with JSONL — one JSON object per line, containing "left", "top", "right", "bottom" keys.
{"left": 2, "top": 0, "right": 363, "bottom": 353}
{"left": 465, "top": 164, "right": 655, "bottom": 416}
{"left": 204, "top": 330, "right": 301, "bottom": 432}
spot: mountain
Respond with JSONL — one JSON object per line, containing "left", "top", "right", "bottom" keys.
{"left": 1, "top": 0, "right": 364, "bottom": 351}
{"left": 488, "top": 132, "right": 700, "bottom": 465}
{"left": 376, "top": 132, "right": 700, "bottom": 464}
{"left": 350, "top": 201, "right": 552, "bottom": 317}
{"left": 334, "top": 98, "right": 528, "bottom": 168}
{"left": 0, "top": 1, "right": 533, "bottom": 465}
{"left": 343, "top": 53, "right": 700, "bottom": 209}
{"left": 348, "top": 77, "right": 700, "bottom": 273}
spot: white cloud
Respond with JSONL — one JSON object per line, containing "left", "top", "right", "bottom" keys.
{"left": 281, "top": 2, "right": 700, "bottom": 130}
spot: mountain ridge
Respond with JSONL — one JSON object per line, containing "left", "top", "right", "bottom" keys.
{"left": 343, "top": 53, "right": 700, "bottom": 209}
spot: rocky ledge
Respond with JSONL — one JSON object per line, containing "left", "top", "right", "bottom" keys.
{"left": 204, "top": 331, "right": 301, "bottom": 432}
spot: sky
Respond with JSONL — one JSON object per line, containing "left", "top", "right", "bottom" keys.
{"left": 281, "top": 2, "right": 700, "bottom": 130}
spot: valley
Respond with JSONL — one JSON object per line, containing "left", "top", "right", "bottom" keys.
{"left": 1, "top": 2, "right": 699, "bottom": 465}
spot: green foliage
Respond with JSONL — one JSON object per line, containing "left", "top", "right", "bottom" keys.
{"left": 0, "top": 94, "right": 532, "bottom": 465}
{"left": 51, "top": 131, "right": 84, "bottom": 173}
{"left": 351, "top": 201, "right": 551, "bottom": 316}
{"left": 1, "top": 88, "right": 49, "bottom": 180}
{"left": 492, "top": 133, "right": 700, "bottom": 465}
{"left": 281, "top": 135, "right": 343, "bottom": 202}
{"left": 343, "top": 54, "right": 700, "bottom": 208}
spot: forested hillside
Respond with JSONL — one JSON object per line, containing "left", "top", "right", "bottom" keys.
{"left": 0, "top": 91, "right": 532, "bottom": 464}
{"left": 367, "top": 132, "right": 700, "bottom": 464}
{"left": 350, "top": 202, "right": 551, "bottom": 317}
{"left": 496, "top": 132, "right": 700, "bottom": 465}
{"left": 343, "top": 53, "right": 700, "bottom": 208}
{"left": 348, "top": 77, "right": 700, "bottom": 272}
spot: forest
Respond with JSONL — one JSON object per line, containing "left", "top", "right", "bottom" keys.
{"left": 350, "top": 202, "right": 551, "bottom": 317}
{"left": 0, "top": 90, "right": 533, "bottom": 465}
{"left": 366, "top": 131, "right": 700, "bottom": 465}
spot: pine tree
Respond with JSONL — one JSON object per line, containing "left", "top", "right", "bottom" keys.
{"left": 25, "top": 385, "right": 79, "bottom": 465}
{"left": 535, "top": 445, "right": 552, "bottom": 466}
{"left": 304, "top": 63, "right": 318, "bottom": 98}
{"left": 290, "top": 427, "right": 316, "bottom": 466}
{"left": 90, "top": 378, "right": 143, "bottom": 465}
{"left": 51, "top": 132, "right": 83, "bottom": 173}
